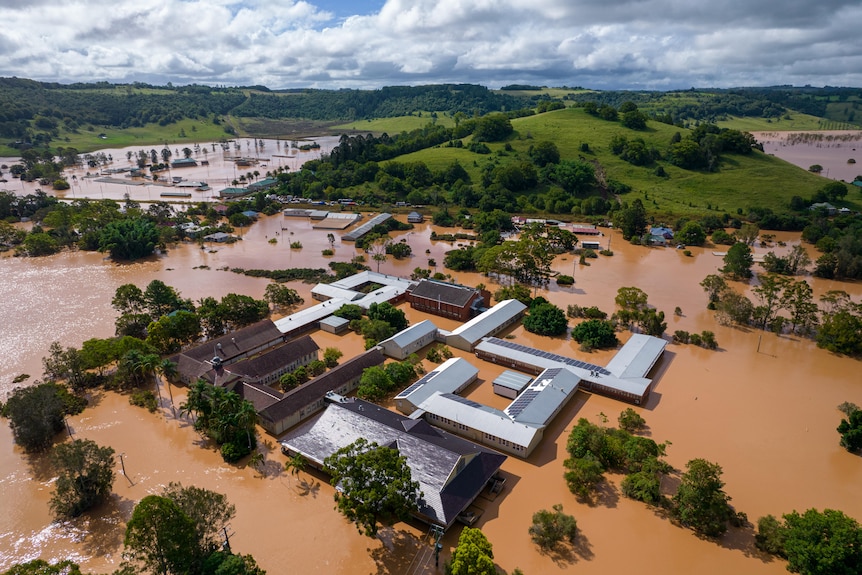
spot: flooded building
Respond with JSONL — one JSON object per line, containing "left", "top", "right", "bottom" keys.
{"left": 406, "top": 279, "right": 489, "bottom": 321}
{"left": 280, "top": 394, "right": 506, "bottom": 530}
{"left": 442, "top": 299, "right": 527, "bottom": 351}
{"left": 393, "top": 357, "right": 478, "bottom": 415}
{"left": 379, "top": 319, "right": 439, "bottom": 360}
{"left": 417, "top": 366, "right": 581, "bottom": 457}
{"left": 474, "top": 334, "right": 666, "bottom": 405}
{"left": 341, "top": 213, "right": 392, "bottom": 242}
{"left": 258, "top": 348, "right": 385, "bottom": 435}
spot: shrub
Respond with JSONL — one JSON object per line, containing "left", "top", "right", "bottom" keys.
{"left": 220, "top": 441, "right": 251, "bottom": 463}
{"left": 130, "top": 390, "right": 158, "bottom": 412}
{"left": 529, "top": 504, "right": 578, "bottom": 550}
{"left": 699, "top": 331, "right": 718, "bottom": 350}
{"left": 289, "top": 241, "right": 302, "bottom": 249}
{"left": 556, "top": 274, "right": 574, "bottom": 286}
{"left": 322, "top": 248, "right": 334, "bottom": 256}
{"left": 599, "top": 249, "right": 614, "bottom": 256}
{"left": 689, "top": 333, "right": 703, "bottom": 346}
{"left": 673, "top": 330, "right": 691, "bottom": 344}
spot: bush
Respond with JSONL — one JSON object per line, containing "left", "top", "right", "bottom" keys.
{"left": 322, "top": 248, "right": 334, "bottom": 256}
{"left": 618, "top": 408, "right": 646, "bottom": 432}
{"left": 556, "top": 274, "right": 574, "bottom": 286}
{"left": 290, "top": 241, "right": 302, "bottom": 249}
{"left": 523, "top": 303, "right": 568, "bottom": 336}
{"left": 689, "top": 333, "right": 703, "bottom": 346}
{"left": 529, "top": 504, "right": 578, "bottom": 549}
{"left": 220, "top": 441, "right": 251, "bottom": 463}
{"left": 599, "top": 249, "right": 614, "bottom": 256}
{"left": 130, "top": 390, "right": 158, "bottom": 412}
{"left": 699, "top": 331, "right": 718, "bottom": 350}
{"left": 571, "top": 319, "right": 618, "bottom": 349}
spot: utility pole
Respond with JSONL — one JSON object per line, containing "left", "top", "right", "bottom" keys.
{"left": 119, "top": 452, "right": 127, "bottom": 476}
{"left": 222, "top": 526, "right": 233, "bottom": 554}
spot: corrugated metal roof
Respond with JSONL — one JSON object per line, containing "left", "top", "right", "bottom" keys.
{"left": 504, "top": 367, "right": 580, "bottom": 426}
{"left": 342, "top": 213, "right": 393, "bottom": 241}
{"left": 394, "top": 357, "right": 478, "bottom": 407}
{"left": 448, "top": 299, "right": 527, "bottom": 345}
{"left": 280, "top": 398, "right": 505, "bottom": 528}
{"left": 605, "top": 334, "right": 667, "bottom": 379}
{"left": 493, "top": 370, "right": 532, "bottom": 391}
{"left": 418, "top": 393, "right": 540, "bottom": 447}
{"left": 381, "top": 319, "right": 438, "bottom": 350}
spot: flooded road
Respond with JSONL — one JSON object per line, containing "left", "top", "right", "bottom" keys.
{"left": 1, "top": 213, "right": 861, "bottom": 575}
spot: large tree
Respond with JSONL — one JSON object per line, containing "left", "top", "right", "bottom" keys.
{"left": 50, "top": 439, "right": 115, "bottom": 518}
{"left": 5, "top": 382, "right": 67, "bottom": 452}
{"left": 721, "top": 242, "right": 754, "bottom": 280}
{"left": 523, "top": 302, "right": 568, "bottom": 336}
{"left": 323, "top": 438, "right": 421, "bottom": 537}
{"left": 448, "top": 527, "right": 496, "bottom": 575}
{"left": 124, "top": 495, "right": 199, "bottom": 575}
{"left": 98, "top": 217, "right": 159, "bottom": 261}
{"left": 672, "top": 458, "right": 736, "bottom": 537}
{"left": 782, "top": 509, "right": 862, "bottom": 575}
{"left": 529, "top": 504, "right": 578, "bottom": 550}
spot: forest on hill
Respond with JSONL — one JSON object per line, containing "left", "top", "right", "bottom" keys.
{"left": 1, "top": 78, "right": 861, "bottom": 153}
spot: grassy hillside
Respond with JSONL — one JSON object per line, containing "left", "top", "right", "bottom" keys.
{"left": 394, "top": 107, "right": 858, "bottom": 220}
{"left": 331, "top": 113, "right": 455, "bottom": 133}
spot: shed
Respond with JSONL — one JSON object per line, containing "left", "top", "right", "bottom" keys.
{"left": 203, "top": 232, "right": 232, "bottom": 243}
{"left": 319, "top": 315, "right": 350, "bottom": 335}
{"left": 493, "top": 370, "right": 533, "bottom": 399}
{"left": 379, "top": 319, "right": 438, "bottom": 359}
{"left": 407, "top": 211, "right": 424, "bottom": 223}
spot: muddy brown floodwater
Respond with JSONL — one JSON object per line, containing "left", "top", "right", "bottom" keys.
{"left": 1, "top": 213, "right": 861, "bottom": 575}
{"left": 753, "top": 130, "right": 862, "bottom": 183}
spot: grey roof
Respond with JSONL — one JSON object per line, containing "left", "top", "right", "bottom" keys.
{"left": 493, "top": 370, "right": 532, "bottom": 392}
{"left": 408, "top": 279, "right": 480, "bottom": 308}
{"left": 503, "top": 367, "right": 580, "bottom": 426}
{"left": 180, "top": 320, "right": 284, "bottom": 364}
{"left": 224, "top": 336, "right": 319, "bottom": 380}
{"left": 258, "top": 348, "right": 384, "bottom": 424}
{"left": 273, "top": 298, "right": 347, "bottom": 334}
{"left": 280, "top": 397, "right": 506, "bottom": 528}
{"left": 237, "top": 382, "right": 284, "bottom": 412}
{"left": 448, "top": 299, "right": 527, "bottom": 345}
{"left": 604, "top": 334, "right": 667, "bottom": 379}
{"left": 394, "top": 357, "right": 479, "bottom": 408}
{"left": 477, "top": 337, "right": 610, "bottom": 375}
{"left": 319, "top": 315, "right": 350, "bottom": 328}
{"left": 417, "top": 393, "right": 540, "bottom": 447}
{"left": 380, "top": 319, "right": 438, "bottom": 350}
{"left": 342, "top": 213, "right": 392, "bottom": 241}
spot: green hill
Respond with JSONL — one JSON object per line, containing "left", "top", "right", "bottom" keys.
{"left": 391, "top": 107, "right": 856, "bottom": 220}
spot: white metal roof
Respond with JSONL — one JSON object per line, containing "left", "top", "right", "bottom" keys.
{"left": 448, "top": 299, "right": 526, "bottom": 345}
{"left": 311, "top": 283, "right": 365, "bottom": 301}
{"left": 394, "top": 357, "right": 478, "bottom": 408}
{"left": 273, "top": 298, "right": 346, "bottom": 333}
{"left": 605, "top": 334, "right": 668, "bottom": 379}
{"left": 381, "top": 319, "right": 438, "bottom": 350}
{"left": 417, "top": 392, "right": 541, "bottom": 448}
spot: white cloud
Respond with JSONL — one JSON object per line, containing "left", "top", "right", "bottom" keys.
{"left": 0, "top": 0, "right": 859, "bottom": 89}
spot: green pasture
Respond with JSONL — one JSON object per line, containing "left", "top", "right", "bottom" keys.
{"left": 8, "top": 119, "right": 236, "bottom": 156}
{"left": 715, "top": 113, "right": 828, "bottom": 132}
{"left": 331, "top": 113, "right": 455, "bottom": 133}
{"left": 393, "top": 107, "right": 861, "bottom": 219}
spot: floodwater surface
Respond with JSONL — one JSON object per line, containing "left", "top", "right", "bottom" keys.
{"left": 1, "top": 215, "right": 861, "bottom": 575}
{"left": 753, "top": 130, "right": 862, "bottom": 182}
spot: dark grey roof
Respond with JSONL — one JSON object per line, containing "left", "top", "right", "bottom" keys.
{"left": 225, "top": 336, "right": 319, "bottom": 380}
{"left": 280, "top": 397, "right": 506, "bottom": 528}
{"left": 237, "top": 382, "right": 284, "bottom": 412}
{"left": 258, "top": 348, "right": 384, "bottom": 424}
{"left": 408, "top": 279, "right": 479, "bottom": 308}
{"left": 180, "top": 320, "right": 284, "bottom": 364}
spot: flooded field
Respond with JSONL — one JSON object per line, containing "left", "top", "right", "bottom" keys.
{"left": 1, "top": 211, "right": 861, "bottom": 574}
{"left": 754, "top": 130, "right": 862, "bottom": 183}
{"left": 0, "top": 136, "right": 340, "bottom": 204}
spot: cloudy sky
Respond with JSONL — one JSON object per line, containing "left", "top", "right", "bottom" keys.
{"left": 2, "top": 0, "right": 861, "bottom": 90}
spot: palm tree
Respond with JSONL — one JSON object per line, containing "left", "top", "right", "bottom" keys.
{"left": 157, "top": 359, "right": 178, "bottom": 410}
{"left": 179, "top": 379, "right": 209, "bottom": 428}
{"left": 136, "top": 353, "right": 162, "bottom": 405}
{"left": 284, "top": 453, "right": 307, "bottom": 484}
{"left": 234, "top": 400, "right": 258, "bottom": 450}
